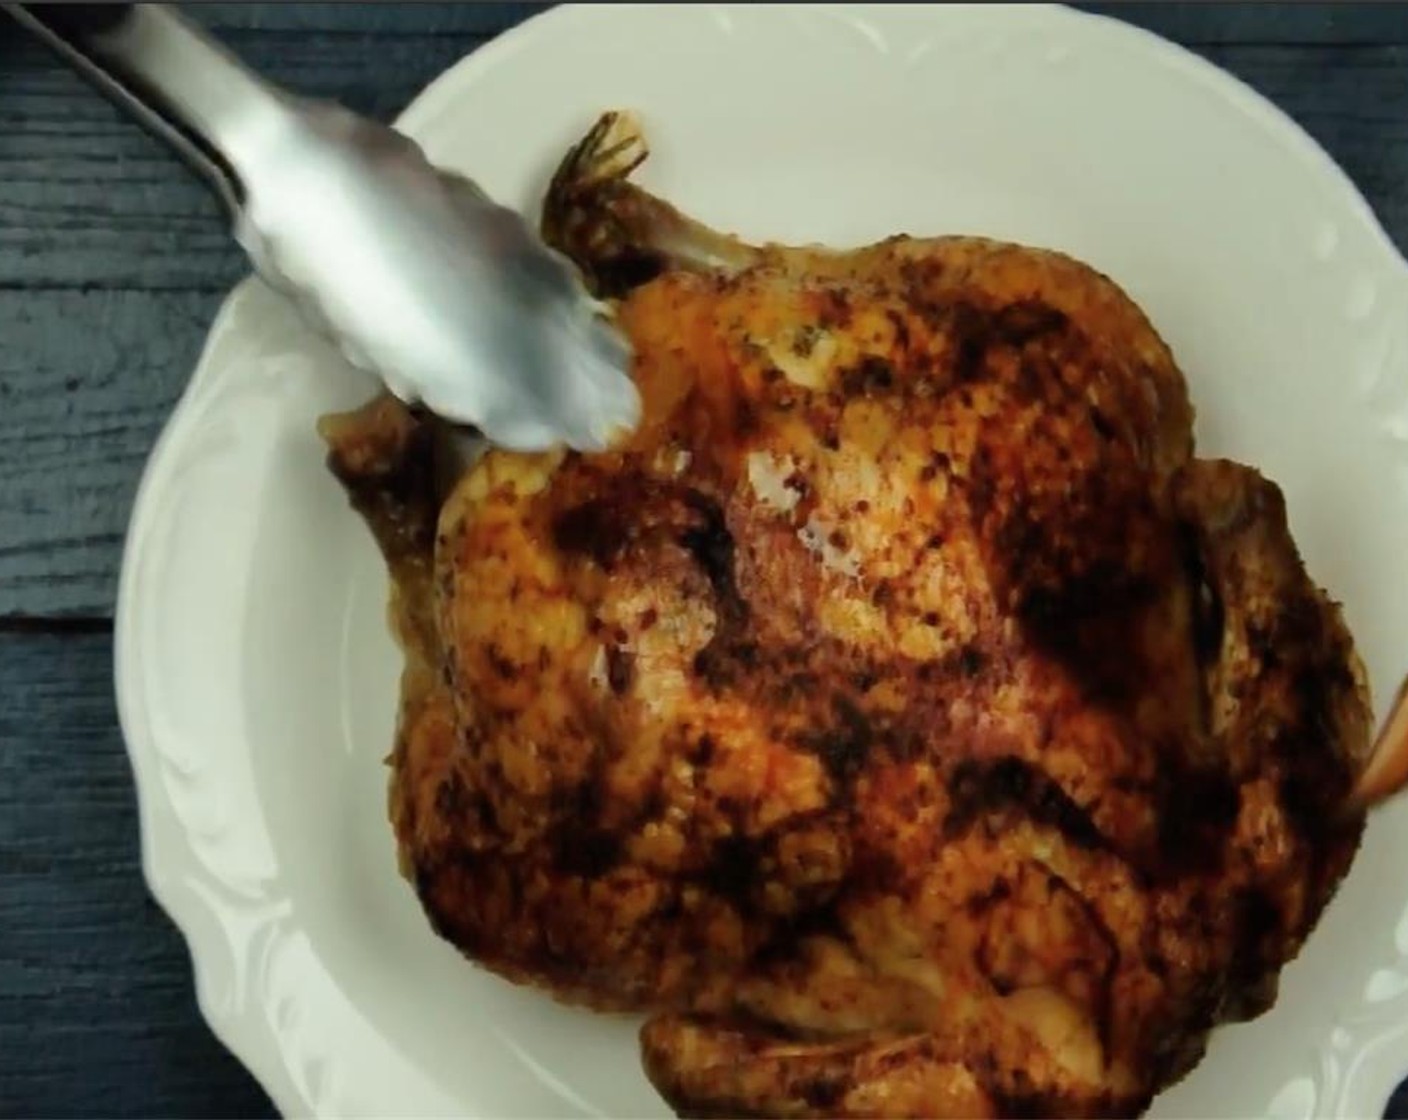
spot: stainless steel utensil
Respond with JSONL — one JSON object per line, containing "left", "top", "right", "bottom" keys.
{"left": 6, "top": 3, "right": 640, "bottom": 453}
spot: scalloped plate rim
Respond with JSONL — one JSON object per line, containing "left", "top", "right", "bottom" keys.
{"left": 113, "top": 4, "right": 1408, "bottom": 1118}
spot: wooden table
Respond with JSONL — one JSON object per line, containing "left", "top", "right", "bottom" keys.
{"left": 2, "top": 4, "right": 1406, "bottom": 1116}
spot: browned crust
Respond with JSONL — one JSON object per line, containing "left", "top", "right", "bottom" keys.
{"left": 318, "top": 114, "right": 1376, "bottom": 1119}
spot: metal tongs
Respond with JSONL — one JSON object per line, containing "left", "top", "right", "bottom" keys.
{"left": 6, "top": 3, "right": 640, "bottom": 453}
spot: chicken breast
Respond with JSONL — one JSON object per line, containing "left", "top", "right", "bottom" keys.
{"left": 319, "top": 112, "right": 1396, "bottom": 1118}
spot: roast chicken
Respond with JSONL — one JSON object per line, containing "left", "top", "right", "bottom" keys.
{"left": 319, "top": 113, "right": 1405, "bottom": 1117}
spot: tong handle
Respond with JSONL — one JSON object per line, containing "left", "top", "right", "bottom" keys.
{"left": 6, "top": 3, "right": 294, "bottom": 217}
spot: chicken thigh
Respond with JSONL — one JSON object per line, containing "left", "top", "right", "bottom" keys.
{"left": 320, "top": 113, "right": 1386, "bottom": 1118}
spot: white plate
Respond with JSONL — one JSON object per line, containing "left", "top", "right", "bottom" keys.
{"left": 114, "top": 4, "right": 1408, "bottom": 1117}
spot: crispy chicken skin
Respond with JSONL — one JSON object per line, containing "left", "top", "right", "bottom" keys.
{"left": 320, "top": 113, "right": 1390, "bottom": 1118}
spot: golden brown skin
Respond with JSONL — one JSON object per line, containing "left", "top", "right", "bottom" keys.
{"left": 322, "top": 113, "right": 1380, "bottom": 1118}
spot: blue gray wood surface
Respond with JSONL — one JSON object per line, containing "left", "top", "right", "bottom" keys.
{"left": 1, "top": 4, "right": 1406, "bottom": 1117}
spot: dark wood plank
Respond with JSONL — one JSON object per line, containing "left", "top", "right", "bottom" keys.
{"left": 0, "top": 632, "right": 277, "bottom": 1118}
{"left": 0, "top": 30, "right": 498, "bottom": 292}
{"left": 188, "top": 2, "right": 1408, "bottom": 46}
{"left": 190, "top": 2, "right": 552, "bottom": 36}
{"left": 0, "top": 289, "right": 225, "bottom": 617}
{"left": 1083, "top": 3, "right": 1408, "bottom": 46}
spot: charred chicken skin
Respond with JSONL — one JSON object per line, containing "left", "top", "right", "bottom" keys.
{"left": 319, "top": 113, "right": 1397, "bottom": 1118}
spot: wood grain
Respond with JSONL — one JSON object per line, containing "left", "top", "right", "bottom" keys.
{"left": 0, "top": 290, "right": 224, "bottom": 617}
{"left": 0, "top": 633, "right": 277, "bottom": 1118}
{"left": 189, "top": 2, "right": 552, "bottom": 36}
{"left": 184, "top": 2, "right": 1408, "bottom": 46}
{"left": 1085, "top": 2, "right": 1408, "bottom": 46}
{"left": 0, "top": 31, "right": 493, "bottom": 291}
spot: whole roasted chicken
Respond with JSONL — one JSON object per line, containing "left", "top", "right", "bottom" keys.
{"left": 320, "top": 113, "right": 1406, "bottom": 1118}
